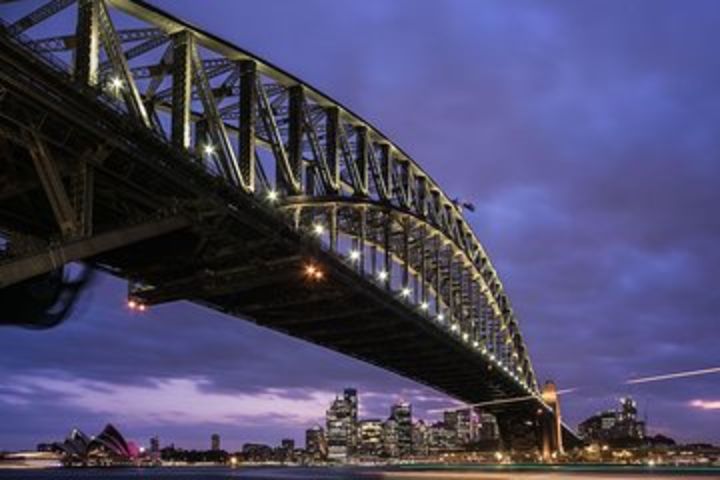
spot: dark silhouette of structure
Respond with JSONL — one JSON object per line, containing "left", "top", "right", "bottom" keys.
{"left": 0, "top": 0, "right": 578, "bottom": 453}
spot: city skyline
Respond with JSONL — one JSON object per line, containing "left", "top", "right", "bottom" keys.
{"left": 1, "top": 0, "right": 719, "bottom": 451}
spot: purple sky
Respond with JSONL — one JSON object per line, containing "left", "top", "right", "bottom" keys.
{"left": 1, "top": 0, "right": 720, "bottom": 451}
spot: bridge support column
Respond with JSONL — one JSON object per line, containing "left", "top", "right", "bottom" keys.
{"left": 541, "top": 380, "right": 564, "bottom": 459}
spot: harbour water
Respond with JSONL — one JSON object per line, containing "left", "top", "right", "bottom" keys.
{"left": 1, "top": 466, "right": 720, "bottom": 480}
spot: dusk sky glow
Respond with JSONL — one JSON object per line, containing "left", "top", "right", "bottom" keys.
{"left": 1, "top": 0, "right": 720, "bottom": 451}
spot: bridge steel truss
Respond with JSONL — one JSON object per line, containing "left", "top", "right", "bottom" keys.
{"left": 0, "top": 0, "right": 578, "bottom": 450}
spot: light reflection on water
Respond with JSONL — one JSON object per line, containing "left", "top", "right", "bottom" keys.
{"left": 0, "top": 467, "right": 719, "bottom": 480}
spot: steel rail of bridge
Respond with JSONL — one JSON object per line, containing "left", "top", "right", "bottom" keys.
{"left": 0, "top": 0, "right": 578, "bottom": 451}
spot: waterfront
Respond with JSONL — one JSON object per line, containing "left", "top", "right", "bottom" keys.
{"left": 1, "top": 466, "right": 720, "bottom": 480}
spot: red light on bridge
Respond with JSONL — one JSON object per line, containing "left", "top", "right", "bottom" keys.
{"left": 127, "top": 299, "right": 148, "bottom": 312}
{"left": 304, "top": 264, "right": 325, "bottom": 281}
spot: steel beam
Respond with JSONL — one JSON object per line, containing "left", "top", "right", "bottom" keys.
{"left": 325, "top": 107, "right": 340, "bottom": 194}
{"left": 237, "top": 60, "right": 257, "bottom": 191}
{"left": 0, "top": 216, "right": 189, "bottom": 288}
{"left": 287, "top": 85, "right": 304, "bottom": 195}
{"left": 7, "top": 0, "right": 76, "bottom": 37}
{"left": 25, "top": 130, "right": 76, "bottom": 238}
{"left": 74, "top": 0, "right": 100, "bottom": 87}
{"left": 170, "top": 30, "right": 193, "bottom": 150}
{"left": 95, "top": 0, "right": 151, "bottom": 127}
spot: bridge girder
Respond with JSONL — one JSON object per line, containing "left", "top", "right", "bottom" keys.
{"left": 0, "top": 0, "right": 583, "bottom": 449}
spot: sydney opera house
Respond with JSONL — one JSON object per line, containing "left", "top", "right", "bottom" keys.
{"left": 52, "top": 424, "right": 139, "bottom": 466}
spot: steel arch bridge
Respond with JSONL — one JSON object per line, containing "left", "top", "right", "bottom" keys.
{"left": 0, "top": 0, "right": 577, "bottom": 452}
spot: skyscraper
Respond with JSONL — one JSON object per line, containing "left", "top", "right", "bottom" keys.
{"left": 326, "top": 396, "right": 353, "bottom": 461}
{"left": 390, "top": 402, "right": 412, "bottom": 456}
{"left": 358, "top": 419, "right": 384, "bottom": 457}
{"left": 149, "top": 436, "right": 160, "bottom": 453}
{"left": 343, "top": 388, "right": 358, "bottom": 453}
{"left": 211, "top": 433, "right": 221, "bottom": 451}
{"left": 305, "top": 426, "right": 328, "bottom": 461}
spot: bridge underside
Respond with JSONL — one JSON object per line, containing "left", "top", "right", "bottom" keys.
{"left": 0, "top": 6, "right": 579, "bottom": 452}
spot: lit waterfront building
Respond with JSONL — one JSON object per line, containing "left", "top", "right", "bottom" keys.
{"left": 382, "top": 418, "right": 399, "bottom": 457}
{"left": 326, "top": 395, "right": 354, "bottom": 461}
{"left": 305, "top": 425, "right": 328, "bottom": 461}
{"left": 344, "top": 388, "right": 359, "bottom": 454}
{"left": 358, "top": 419, "right": 384, "bottom": 457}
{"left": 428, "top": 421, "right": 457, "bottom": 452}
{"left": 578, "top": 397, "right": 646, "bottom": 445}
{"left": 390, "top": 402, "right": 413, "bottom": 456}
{"left": 412, "top": 420, "right": 429, "bottom": 456}
{"left": 211, "top": 433, "right": 221, "bottom": 451}
{"left": 149, "top": 436, "right": 160, "bottom": 454}
{"left": 476, "top": 412, "right": 500, "bottom": 442}
{"left": 280, "top": 439, "right": 295, "bottom": 462}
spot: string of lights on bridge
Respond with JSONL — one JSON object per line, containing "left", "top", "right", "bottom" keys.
{"left": 122, "top": 170, "right": 533, "bottom": 394}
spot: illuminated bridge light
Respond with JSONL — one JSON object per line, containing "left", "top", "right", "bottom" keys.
{"left": 472, "top": 341, "right": 479, "bottom": 348}
{"left": 400, "top": 287, "right": 411, "bottom": 298}
{"left": 304, "top": 264, "right": 324, "bottom": 281}
{"left": 450, "top": 323, "right": 459, "bottom": 332}
{"left": 127, "top": 299, "right": 147, "bottom": 313}
{"left": 462, "top": 332, "right": 469, "bottom": 342}
{"left": 203, "top": 143, "right": 216, "bottom": 156}
{"left": 419, "top": 301, "right": 429, "bottom": 311}
{"left": 266, "top": 189, "right": 279, "bottom": 202}
{"left": 436, "top": 313, "right": 445, "bottom": 322}
{"left": 108, "top": 76, "right": 123, "bottom": 92}
{"left": 348, "top": 250, "right": 361, "bottom": 261}
{"left": 377, "top": 270, "right": 388, "bottom": 282}
{"left": 312, "top": 223, "right": 325, "bottom": 236}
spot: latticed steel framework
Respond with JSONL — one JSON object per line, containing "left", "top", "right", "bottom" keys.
{"left": 0, "top": 0, "right": 539, "bottom": 394}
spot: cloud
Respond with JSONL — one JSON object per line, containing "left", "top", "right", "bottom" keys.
{"left": 5, "top": 374, "right": 335, "bottom": 427}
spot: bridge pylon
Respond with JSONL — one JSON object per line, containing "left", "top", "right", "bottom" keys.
{"left": 540, "top": 379, "right": 564, "bottom": 460}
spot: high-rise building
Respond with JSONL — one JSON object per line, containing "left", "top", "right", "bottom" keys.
{"left": 358, "top": 419, "right": 384, "bottom": 457}
{"left": 444, "top": 408, "right": 480, "bottom": 446}
{"left": 150, "top": 436, "right": 160, "bottom": 453}
{"left": 428, "top": 421, "right": 457, "bottom": 452}
{"left": 211, "top": 433, "right": 221, "bottom": 451}
{"left": 382, "top": 418, "right": 398, "bottom": 457}
{"left": 281, "top": 438, "right": 295, "bottom": 451}
{"left": 476, "top": 412, "right": 500, "bottom": 442}
{"left": 390, "top": 402, "right": 412, "bottom": 456}
{"left": 326, "top": 389, "right": 361, "bottom": 461}
{"left": 343, "top": 388, "right": 358, "bottom": 453}
{"left": 578, "top": 397, "right": 646, "bottom": 445}
{"left": 305, "top": 426, "right": 328, "bottom": 461}
{"left": 280, "top": 438, "right": 295, "bottom": 462}
{"left": 412, "top": 420, "right": 429, "bottom": 456}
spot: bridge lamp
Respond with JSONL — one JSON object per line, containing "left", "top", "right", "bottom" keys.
{"left": 312, "top": 223, "right": 325, "bottom": 236}
{"left": 349, "top": 250, "right": 361, "bottom": 261}
{"left": 127, "top": 299, "right": 137, "bottom": 310}
{"left": 450, "top": 323, "right": 459, "bottom": 332}
{"left": 472, "top": 341, "right": 479, "bottom": 348}
{"left": 266, "top": 189, "right": 279, "bottom": 202}
{"left": 419, "top": 301, "right": 429, "bottom": 311}
{"left": 108, "top": 76, "right": 123, "bottom": 93}
{"left": 203, "top": 143, "right": 216, "bottom": 156}
{"left": 436, "top": 313, "right": 445, "bottom": 322}
{"left": 462, "top": 332, "right": 469, "bottom": 342}
{"left": 377, "top": 270, "right": 388, "bottom": 282}
{"left": 400, "top": 287, "right": 411, "bottom": 298}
